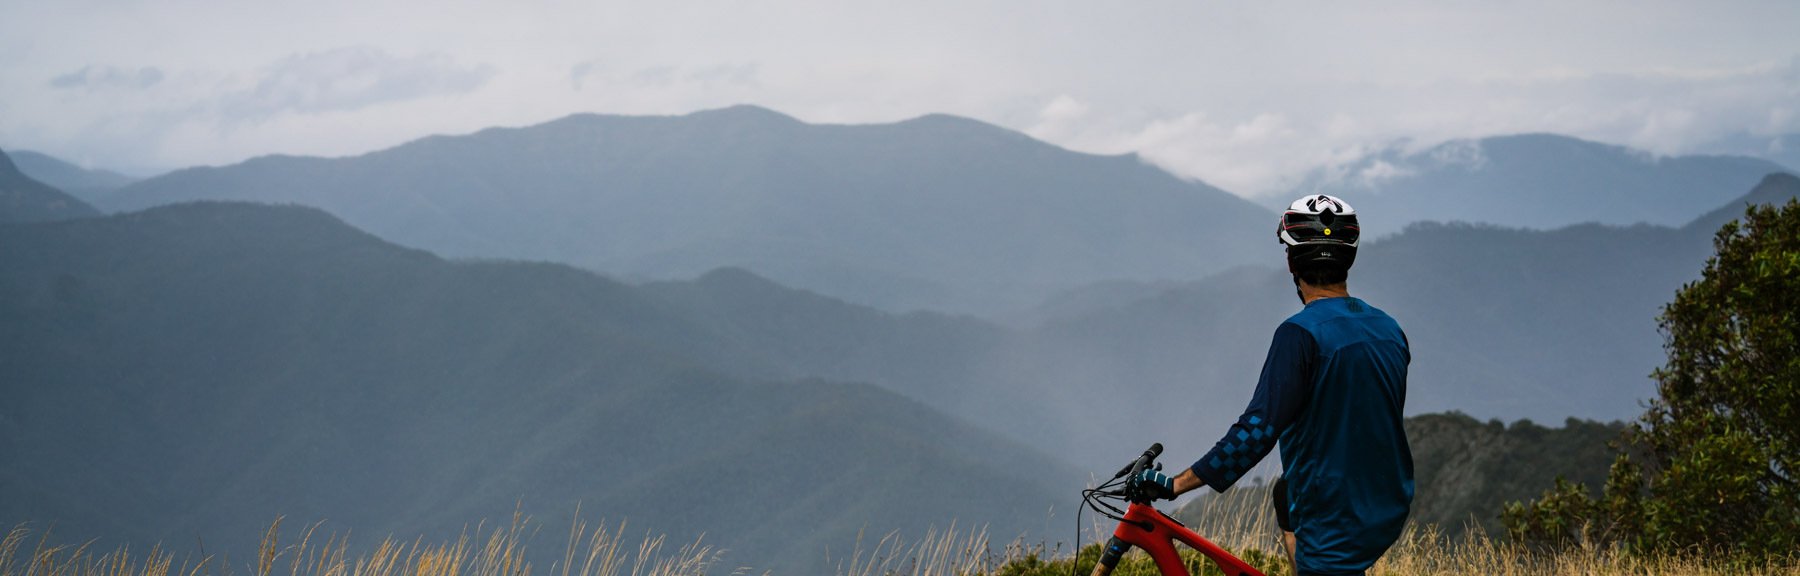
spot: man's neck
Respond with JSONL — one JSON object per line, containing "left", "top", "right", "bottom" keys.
{"left": 1299, "top": 282, "right": 1349, "bottom": 305}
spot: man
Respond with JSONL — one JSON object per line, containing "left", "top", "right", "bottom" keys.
{"left": 1136, "top": 194, "right": 1413, "bottom": 576}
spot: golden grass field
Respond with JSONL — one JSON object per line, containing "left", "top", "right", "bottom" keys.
{"left": 4, "top": 495, "right": 1793, "bottom": 576}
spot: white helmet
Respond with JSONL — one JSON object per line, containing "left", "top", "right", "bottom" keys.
{"left": 1277, "top": 194, "right": 1360, "bottom": 271}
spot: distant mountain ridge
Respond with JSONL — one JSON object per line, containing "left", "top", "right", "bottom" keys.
{"left": 1697, "top": 132, "right": 1800, "bottom": 173}
{"left": 0, "top": 202, "right": 1075, "bottom": 574}
{"left": 7, "top": 150, "right": 139, "bottom": 203}
{"left": 604, "top": 175, "right": 1800, "bottom": 469}
{"left": 999, "top": 173, "right": 1800, "bottom": 466}
{"left": 3, "top": 199, "right": 1693, "bottom": 571}
{"left": 1300, "top": 134, "right": 1791, "bottom": 236}
{"left": 0, "top": 148, "right": 100, "bottom": 223}
{"left": 1687, "top": 172, "right": 1800, "bottom": 234}
{"left": 100, "top": 105, "right": 1273, "bottom": 313}
{"left": 1174, "top": 413, "right": 1624, "bottom": 539}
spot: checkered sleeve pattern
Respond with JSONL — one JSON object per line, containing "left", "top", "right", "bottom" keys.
{"left": 1190, "top": 321, "right": 1315, "bottom": 493}
{"left": 1193, "top": 414, "right": 1280, "bottom": 491}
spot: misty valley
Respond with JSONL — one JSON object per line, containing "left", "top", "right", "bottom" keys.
{"left": 4, "top": 109, "right": 1798, "bottom": 574}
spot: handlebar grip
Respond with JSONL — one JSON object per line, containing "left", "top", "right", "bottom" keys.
{"left": 1113, "top": 442, "right": 1164, "bottom": 479}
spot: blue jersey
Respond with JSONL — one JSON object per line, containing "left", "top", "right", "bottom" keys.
{"left": 1189, "top": 296, "right": 1413, "bottom": 576}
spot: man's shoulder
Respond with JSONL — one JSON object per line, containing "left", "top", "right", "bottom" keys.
{"left": 1285, "top": 297, "right": 1404, "bottom": 332}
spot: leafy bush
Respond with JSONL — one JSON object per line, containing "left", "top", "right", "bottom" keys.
{"left": 1504, "top": 199, "right": 1800, "bottom": 561}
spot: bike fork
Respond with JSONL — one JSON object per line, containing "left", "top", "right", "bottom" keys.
{"left": 1088, "top": 536, "right": 1130, "bottom": 576}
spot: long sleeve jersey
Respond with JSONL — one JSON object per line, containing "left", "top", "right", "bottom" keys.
{"left": 1189, "top": 296, "right": 1413, "bottom": 576}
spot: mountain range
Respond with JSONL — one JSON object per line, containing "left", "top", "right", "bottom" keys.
{"left": 1297, "top": 134, "right": 1790, "bottom": 237}
{"left": 0, "top": 201, "right": 1077, "bottom": 574}
{"left": 994, "top": 173, "right": 1800, "bottom": 466}
{"left": 0, "top": 148, "right": 101, "bottom": 223}
{"left": 7, "top": 150, "right": 140, "bottom": 204}
{"left": 24, "top": 113, "right": 1800, "bottom": 467}
{"left": 95, "top": 105, "right": 1271, "bottom": 314}
{"left": 79, "top": 111, "right": 1799, "bottom": 317}
{"left": 1698, "top": 132, "right": 1800, "bottom": 173}
{"left": 4, "top": 196, "right": 1701, "bottom": 572}
{"left": 1173, "top": 413, "right": 1625, "bottom": 539}
{"left": 8, "top": 109, "right": 1800, "bottom": 572}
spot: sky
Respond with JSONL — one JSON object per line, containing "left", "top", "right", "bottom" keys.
{"left": 2, "top": 0, "right": 1798, "bottom": 197}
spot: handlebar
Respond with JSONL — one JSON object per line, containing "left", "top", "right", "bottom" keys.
{"left": 1112, "top": 442, "right": 1163, "bottom": 480}
{"left": 1084, "top": 443, "right": 1169, "bottom": 522}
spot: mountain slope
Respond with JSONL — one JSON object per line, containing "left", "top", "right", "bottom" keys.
{"left": 0, "top": 148, "right": 100, "bottom": 223}
{"left": 1300, "top": 134, "right": 1790, "bottom": 236}
{"left": 1173, "top": 413, "right": 1625, "bottom": 538}
{"left": 0, "top": 202, "right": 1075, "bottom": 574}
{"left": 637, "top": 173, "right": 1800, "bottom": 470}
{"left": 1001, "top": 173, "right": 1800, "bottom": 467}
{"left": 1698, "top": 132, "right": 1800, "bottom": 172}
{"left": 1685, "top": 172, "right": 1800, "bottom": 235}
{"left": 99, "top": 105, "right": 1272, "bottom": 313}
{"left": 7, "top": 150, "right": 139, "bottom": 202}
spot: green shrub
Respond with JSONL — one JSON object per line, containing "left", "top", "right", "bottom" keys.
{"left": 1504, "top": 199, "right": 1800, "bottom": 562}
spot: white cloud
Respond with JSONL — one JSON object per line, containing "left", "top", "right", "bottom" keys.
{"left": 1426, "top": 140, "right": 1487, "bottom": 170}
{"left": 1025, "top": 95, "right": 1090, "bottom": 142}
{"left": 571, "top": 60, "right": 760, "bottom": 93}
{"left": 221, "top": 47, "right": 494, "bottom": 121}
{"left": 0, "top": 46, "right": 498, "bottom": 172}
{"left": 2, "top": 0, "right": 1798, "bottom": 189}
{"left": 1356, "top": 160, "right": 1414, "bottom": 188}
{"left": 50, "top": 65, "right": 165, "bottom": 91}
{"left": 1019, "top": 56, "right": 1800, "bottom": 197}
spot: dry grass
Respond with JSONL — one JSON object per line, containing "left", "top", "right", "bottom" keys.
{"left": 1372, "top": 524, "right": 1799, "bottom": 576}
{"left": 832, "top": 487, "right": 1799, "bottom": 576}
{"left": 0, "top": 511, "right": 719, "bottom": 576}
{"left": 830, "top": 524, "right": 995, "bottom": 576}
{"left": 5, "top": 509, "right": 1794, "bottom": 576}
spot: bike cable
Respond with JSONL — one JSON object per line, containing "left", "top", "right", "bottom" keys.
{"left": 1072, "top": 477, "right": 1130, "bottom": 576}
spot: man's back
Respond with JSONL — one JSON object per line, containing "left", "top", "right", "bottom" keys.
{"left": 1165, "top": 194, "right": 1411, "bottom": 575}
{"left": 1279, "top": 296, "right": 1412, "bottom": 574}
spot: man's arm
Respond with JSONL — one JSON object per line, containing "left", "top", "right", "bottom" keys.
{"left": 1171, "top": 468, "right": 1205, "bottom": 496}
{"left": 1183, "top": 321, "right": 1316, "bottom": 494}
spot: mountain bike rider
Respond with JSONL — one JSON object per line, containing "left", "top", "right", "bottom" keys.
{"left": 1132, "top": 194, "right": 1414, "bottom": 576}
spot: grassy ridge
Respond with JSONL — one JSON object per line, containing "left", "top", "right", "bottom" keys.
{"left": 8, "top": 514, "right": 1794, "bottom": 576}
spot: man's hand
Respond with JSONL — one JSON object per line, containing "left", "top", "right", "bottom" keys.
{"left": 1132, "top": 469, "right": 1176, "bottom": 500}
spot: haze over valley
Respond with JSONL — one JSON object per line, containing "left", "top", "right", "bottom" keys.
{"left": 6, "top": 2, "right": 1800, "bottom": 572}
{"left": 4, "top": 107, "right": 1797, "bottom": 570}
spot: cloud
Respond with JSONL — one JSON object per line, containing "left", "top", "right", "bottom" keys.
{"left": 1355, "top": 160, "right": 1414, "bottom": 188}
{"left": 1426, "top": 140, "right": 1487, "bottom": 170}
{"left": 221, "top": 46, "right": 494, "bottom": 121}
{"left": 570, "top": 60, "right": 760, "bottom": 92}
{"left": 1024, "top": 95, "right": 1090, "bottom": 142}
{"left": 49, "top": 65, "right": 164, "bottom": 91}
{"left": 5, "top": 47, "right": 502, "bottom": 172}
{"left": 6, "top": 1, "right": 1799, "bottom": 187}
{"left": 1021, "top": 56, "right": 1800, "bottom": 198}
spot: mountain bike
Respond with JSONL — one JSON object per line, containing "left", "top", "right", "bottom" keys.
{"left": 1079, "top": 443, "right": 1265, "bottom": 576}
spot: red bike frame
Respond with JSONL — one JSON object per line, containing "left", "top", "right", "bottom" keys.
{"left": 1089, "top": 501, "right": 1265, "bottom": 576}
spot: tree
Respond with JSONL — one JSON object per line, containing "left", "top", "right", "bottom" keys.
{"left": 1504, "top": 199, "right": 1800, "bottom": 559}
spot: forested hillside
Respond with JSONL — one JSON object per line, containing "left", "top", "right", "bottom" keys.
{"left": 7, "top": 150, "right": 139, "bottom": 203}
{"left": 1004, "top": 173, "right": 1800, "bottom": 470}
{"left": 0, "top": 202, "right": 1075, "bottom": 574}
{"left": 1174, "top": 413, "right": 1625, "bottom": 538}
{"left": 0, "top": 148, "right": 100, "bottom": 223}
{"left": 98, "top": 106, "right": 1271, "bottom": 313}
